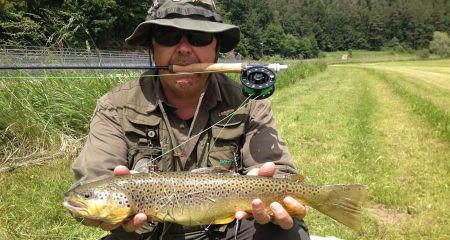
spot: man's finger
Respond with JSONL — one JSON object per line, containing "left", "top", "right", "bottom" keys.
{"left": 270, "top": 202, "right": 294, "bottom": 230}
{"left": 235, "top": 210, "right": 250, "bottom": 220}
{"left": 122, "top": 213, "right": 148, "bottom": 232}
{"left": 251, "top": 199, "right": 271, "bottom": 225}
{"left": 114, "top": 165, "right": 130, "bottom": 176}
{"left": 247, "top": 162, "right": 276, "bottom": 177}
{"left": 283, "top": 196, "right": 307, "bottom": 219}
{"left": 257, "top": 162, "right": 276, "bottom": 177}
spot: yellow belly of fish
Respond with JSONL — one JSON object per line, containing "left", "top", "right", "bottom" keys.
{"left": 151, "top": 199, "right": 252, "bottom": 226}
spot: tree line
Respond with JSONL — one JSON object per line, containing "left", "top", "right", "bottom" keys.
{"left": 1, "top": 0, "right": 449, "bottom": 59}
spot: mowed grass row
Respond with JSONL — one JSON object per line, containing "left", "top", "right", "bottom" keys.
{"left": 271, "top": 60, "right": 449, "bottom": 239}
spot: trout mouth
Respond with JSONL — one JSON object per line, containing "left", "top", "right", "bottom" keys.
{"left": 63, "top": 197, "right": 89, "bottom": 216}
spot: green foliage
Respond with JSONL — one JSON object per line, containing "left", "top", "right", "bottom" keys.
{"left": 0, "top": 0, "right": 148, "bottom": 49}
{"left": 429, "top": 31, "right": 450, "bottom": 58}
{"left": 1, "top": 0, "right": 449, "bottom": 55}
{"left": 298, "top": 36, "right": 319, "bottom": 59}
{"left": 262, "top": 23, "right": 284, "bottom": 56}
{"left": 220, "top": 0, "right": 449, "bottom": 57}
{"left": 280, "top": 34, "right": 299, "bottom": 58}
{"left": 416, "top": 48, "right": 430, "bottom": 59}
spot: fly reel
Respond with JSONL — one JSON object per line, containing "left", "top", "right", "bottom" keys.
{"left": 241, "top": 64, "right": 287, "bottom": 99}
{"left": 240, "top": 66, "right": 275, "bottom": 99}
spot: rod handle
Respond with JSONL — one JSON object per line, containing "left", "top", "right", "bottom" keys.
{"left": 169, "top": 63, "right": 244, "bottom": 73}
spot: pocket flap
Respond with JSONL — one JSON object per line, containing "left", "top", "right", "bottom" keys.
{"left": 123, "top": 107, "right": 161, "bottom": 135}
{"left": 211, "top": 115, "right": 246, "bottom": 140}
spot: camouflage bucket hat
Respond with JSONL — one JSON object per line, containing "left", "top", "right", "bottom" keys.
{"left": 125, "top": 0, "right": 240, "bottom": 53}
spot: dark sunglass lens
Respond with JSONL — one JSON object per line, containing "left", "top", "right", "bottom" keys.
{"left": 187, "top": 32, "right": 214, "bottom": 46}
{"left": 154, "top": 29, "right": 182, "bottom": 46}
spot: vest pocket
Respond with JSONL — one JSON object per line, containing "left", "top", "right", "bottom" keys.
{"left": 123, "top": 107, "right": 165, "bottom": 170}
{"left": 208, "top": 120, "right": 244, "bottom": 170}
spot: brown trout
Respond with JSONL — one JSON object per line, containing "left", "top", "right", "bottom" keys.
{"left": 64, "top": 171, "right": 367, "bottom": 230}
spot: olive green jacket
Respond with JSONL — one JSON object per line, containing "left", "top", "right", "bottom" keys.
{"left": 72, "top": 71, "right": 296, "bottom": 185}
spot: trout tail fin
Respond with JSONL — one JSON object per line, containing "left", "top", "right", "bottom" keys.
{"left": 305, "top": 184, "right": 367, "bottom": 230}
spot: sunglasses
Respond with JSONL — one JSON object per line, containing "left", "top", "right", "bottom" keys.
{"left": 153, "top": 27, "right": 215, "bottom": 47}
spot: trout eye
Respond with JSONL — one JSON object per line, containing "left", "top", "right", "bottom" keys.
{"left": 83, "top": 192, "right": 92, "bottom": 199}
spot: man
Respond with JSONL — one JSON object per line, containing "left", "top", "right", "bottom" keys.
{"left": 70, "top": 0, "right": 309, "bottom": 239}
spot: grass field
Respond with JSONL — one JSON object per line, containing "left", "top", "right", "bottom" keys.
{"left": 318, "top": 50, "right": 439, "bottom": 64}
{"left": 0, "top": 58, "right": 449, "bottom": 239}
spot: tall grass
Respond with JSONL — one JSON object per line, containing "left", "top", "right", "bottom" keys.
{"left": 276, "top": 61, "right": 327, "bottom": 89}
{"left": 0, "top": 70, "right": 134, "bottom": 164}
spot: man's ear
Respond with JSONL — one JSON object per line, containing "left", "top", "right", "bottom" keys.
{"left": 148, "top": 48, "right": 154, "bottom": 66}
{"left": 215, "top": 35, "right": 221, "bottom": 63}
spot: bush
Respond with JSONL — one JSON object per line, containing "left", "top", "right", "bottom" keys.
{"left": 318, "top": 51, "right": 327, "bottom": 58}
{"left": 261, "top": 54, "right": 283, "bottom": 63}
{"left": 429, "top": 31, "right": 450, "bottom": 58}
{"left": 348, "top": 49, "right": 353, "bottom": 58}
{"left": 416, "top": 49, "right": 430, "bottom": 59}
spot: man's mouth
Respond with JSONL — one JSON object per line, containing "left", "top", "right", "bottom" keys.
{"left": 169, "top": 56, "right": 199, "bottom": 66}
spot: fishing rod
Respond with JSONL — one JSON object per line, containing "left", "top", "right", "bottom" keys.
{"left": 0, "top": 66, "right": 168, "bottom": 70}
{"left": 0, "top": 63, "right": 288, "bottom": 99}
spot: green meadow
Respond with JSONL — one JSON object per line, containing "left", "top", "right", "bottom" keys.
{"left": 0, "top": 57, "right": 449, "bottom": 239}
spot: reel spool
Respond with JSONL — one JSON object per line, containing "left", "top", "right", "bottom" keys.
{"left": 241, "top": 65, "right": 277, "bottom": 99}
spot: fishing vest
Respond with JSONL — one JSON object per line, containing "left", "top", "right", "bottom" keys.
{"left": 109, "top": 73, "right": 250, "bottom": 173}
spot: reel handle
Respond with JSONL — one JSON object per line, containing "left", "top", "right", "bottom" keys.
{"left": 169, "top": 63, "right": 288, "bottom": 73}
{"left": 169, "top": 63, "right": 243, "bottom": 73}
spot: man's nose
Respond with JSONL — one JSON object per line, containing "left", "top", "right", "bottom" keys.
{"left": 176, "top": 36, "right": 193, "bottom": 55}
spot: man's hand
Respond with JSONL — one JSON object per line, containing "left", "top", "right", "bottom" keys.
{"left": 81, "top": 165, "right": 147, "bottom": 232}
{"left": 235, "top": 162, "right": 307, "bottom": 230}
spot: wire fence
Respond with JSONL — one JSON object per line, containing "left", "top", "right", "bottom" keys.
{"left": 0, "top": 45, "right": 242, "bottom": 69}
{"left": 0, "top": 45, "right": 150, "bottom": 67}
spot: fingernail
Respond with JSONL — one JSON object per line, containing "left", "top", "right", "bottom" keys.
{"left": 271, "top": 202, "right": 282, "bottom": 213}
{"left": 252, "top": 198, "right": 262, "bottom": 206}
{"left": 284, "top": 196, "right": 295, "bottom": 204}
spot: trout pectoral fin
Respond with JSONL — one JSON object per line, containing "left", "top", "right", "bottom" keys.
{"left": 273, "top": 174, "right": 305, "bottom": 182}
{"left": 211, "top": 215, "right": 235, "bottom": 225}
{"left": 290, "top": 174, "right": 305, "bottom": 182}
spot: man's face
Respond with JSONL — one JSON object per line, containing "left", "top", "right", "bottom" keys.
{"left": 151, "top": 27, "right": 217, "bottom": 98}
